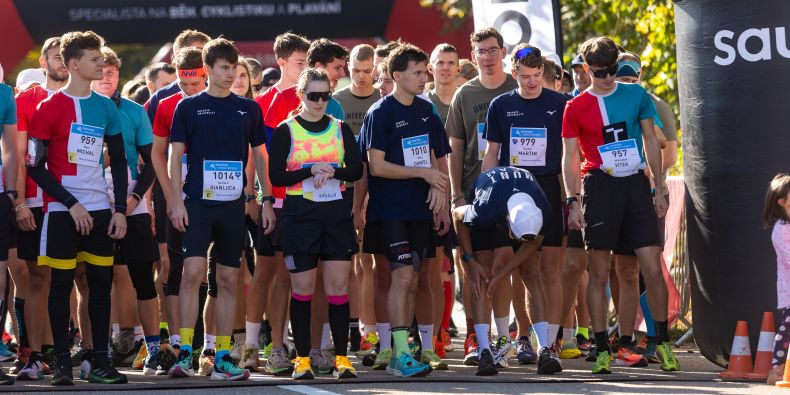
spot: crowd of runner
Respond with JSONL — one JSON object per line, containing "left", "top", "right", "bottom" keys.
{"left": 0, "top": 25, "right": 680, "bottom": 385}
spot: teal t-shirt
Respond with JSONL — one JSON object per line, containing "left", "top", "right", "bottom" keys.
{"left": 117, "top": 97, "right": 153, "bottom": 180}
{"left": 0, "top": 84, "right": 17, "bottom": 165}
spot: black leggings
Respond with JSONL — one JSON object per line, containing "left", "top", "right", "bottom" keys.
{"left": 127, "top": 262, "right": 157, "bottom": 300}
{"left": 50, "top": 266, "right": 112, "bottom": 362}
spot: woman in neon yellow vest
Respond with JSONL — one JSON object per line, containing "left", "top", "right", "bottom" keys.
{"left": 268, "top": 68, "right": 362, "bottom": 380}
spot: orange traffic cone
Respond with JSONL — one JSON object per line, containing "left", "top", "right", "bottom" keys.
{"left": 746, "top": 312, "right": 775, "bottom": 380}
{"left": 720, "top": 320, "right": 754, "bottom": 379}
{"left": 777, "top": 351, "right": 790, "bottom": 387}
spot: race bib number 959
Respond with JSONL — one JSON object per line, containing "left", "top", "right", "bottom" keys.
{"left": 67, "top": 122, "right": 104, "bottom": 167}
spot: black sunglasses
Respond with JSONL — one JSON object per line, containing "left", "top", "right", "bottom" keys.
{"left": 305, "top": 91, "right": 331, "bottom": 102}
{"left": 590, "top": 64, "right": 618, "bottom": 79}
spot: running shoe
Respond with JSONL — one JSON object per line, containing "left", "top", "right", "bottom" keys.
{"left": 198, "top": 349, "right": 216, "bottom": 376}
{"left": 168, "top": 349, "right": 195, "bottom": 377}
{"left": 592, "top": 350, "right": 613, "bottom": 374}
{"left": 334, "top": 355, "right": 357, "bottom": 379}
{"left": 143, "top": 347, "right": 160, "bottom": 376}
{"left": 211, "top": 353, "right": 250, "bottom": 381}
{"left": 372, "top": 348, "right": 392, "bottom": 370}
{"left": 492, "top": 336, "right": 512, "bottom": 368}
{"left": 239, "top": 343, "right": 259, "bottom": 371}
{"left": 440, "top": 328, "right": 455, "bottom": 352}
{"left": 463, "top": 333, "right": 479, "bottom": 366}
{"left": 78, "top": 352, "right": 91, "bottom": 380}
{"left": 292, "top": 356, "right": 314, "bottom": 380}
{"left": 537, "top": 345, "right": 562, "bottom": 374}
{"left": 16, "top": 355, "right": 45, "bottom": 381}
{"left": 448, "top": 319, "right": 459, "bottom": 337}
{"left": 262, "top": 342, "right": 273, "bottom": 360}
{"left": 309, "top": 348, "right": 334, "bottom": 375}
{"left": 132, "top": 341, "right": 147, "bottom": 370}
{"left": 386, "top": 352, "right": 432, "bottom": 377}
{"left": 265, "top": 347, "right": 294, "bottom": 375}
{"left": 656, "top": 342, "right": 680, "bottom": 372}
{"left": 88, "top": 358, "right": 128, "bottom": 384}
{"left": 230, "top": 341, "right": 243, "bottom": 363}
{"left": 516, "top": 335, "right": 538, "bottom": 364}
{"left": 577, "top": 336, "right": 593, "bottom": 354}
{"left": 476, "top": 348, "right": 498, "bottom": 376}
{"left": 10, "top": 347, "right": 30, "bottom": 375}
{"left": 615, "top": 346, "right": 648, "bottom": 367}
{"left": 636, "top": 336, "right": 660, "bottom": 363}
{"left": 559, "top": 337, "right": 583, "bottom": 359}
{"left": 420, "top": 349, "right": 448, "bottom": 370}
{"left": 156, "top": 344, "right": 178, "bottom": 375}
{"left": 111, "top": 332, "right": 138, "bottom": 367}
{"left": 357, "top": 333, "right": 379, "bottom": 356}
{"left": 585, "top": 345, "right": 599, "bottom": 362}
{"left": 50, "top": 358, "right": 73, "bottom": 386}
{"left": 434, "top": 338, "right": 447, "bottom": 358}
{"left": 0, "top": 342, "right": 15, "bottom": 362}
{"left": 0, "top": 369, "right": 13, "bottom": 385}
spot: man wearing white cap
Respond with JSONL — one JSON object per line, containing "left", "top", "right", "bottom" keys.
{"left": 451, "top": 165, "right": 550, "bottom": 376}
{"left": 15, "top": 69, "right": 46, "bottom": 92}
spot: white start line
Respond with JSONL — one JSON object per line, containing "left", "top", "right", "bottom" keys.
{"left": 278, "top": 384, "right": 343, "bottom": 395}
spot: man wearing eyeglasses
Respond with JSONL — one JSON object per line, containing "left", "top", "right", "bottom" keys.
{"left": 561, "top": 36, "right": 679, "bottom": 374}
{"left": 452, "top": 165, "right": 549, "bottom": 376}
{"left": 446, "top": 27, "right": 518, "bottom": 367}
{"left": 481, "top": 44, "right": 568, "bottom": 375}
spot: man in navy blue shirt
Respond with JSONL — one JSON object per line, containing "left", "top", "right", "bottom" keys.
{"left": 481, "top": 44, "right": 567, "bottom": 374}
{"left": 452, "top": 166, "right": 549, "bottom": 376}
{"left": 360, "top": 44, "right": 450, "bottom": 378}
{"left": 166, "top": 38, "right": 275, "bottom": 381}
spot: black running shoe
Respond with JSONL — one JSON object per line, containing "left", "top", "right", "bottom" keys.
{"left": 537, "top": 347, "right": 562, "bottom": 375}
{"left": 475, "top": 349, "right": 498, "bottom": 376}
{"left": 0, "top": 369, "right": 14, "bottom": 385}
{"left": 88, "top": 358, "right": 128, "bottom": 384}
{"left": 349, "top": 328, "right": 361, "bottom": 353}
{"left": 51, "top": 358, "right": 73, "bottom": 386}
{"left": 362, "top": 351, "right": 377, "bottom": 367}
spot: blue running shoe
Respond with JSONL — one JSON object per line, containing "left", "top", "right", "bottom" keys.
{"left": 386, "top": 353, "right": 432, "bottom": 378}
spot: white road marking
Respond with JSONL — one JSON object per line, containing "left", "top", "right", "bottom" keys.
{"left": 279, "top": 384, "right": 343, "bottom": 395}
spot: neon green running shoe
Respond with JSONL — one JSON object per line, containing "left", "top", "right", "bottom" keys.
{"left": 656, "top": 342, "right": 680, "bottom": 372}
{"left": 591, "top": 351, "right": 612, "bottom": 374}
{"left": 420, "top": 349, "right": 448, "bottom": 370}
{"left": 372, "top": 348, "right": 392, "bottom": 370}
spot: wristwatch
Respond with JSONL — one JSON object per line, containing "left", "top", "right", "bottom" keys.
{"left": 5, "top": 190, "right": 18, "bottom": 201}
{"left": 245, "top": 194, "right": 257, "bottom": 203}
{"left": 565, "top": 196, "right": 579, "bottom": 205}
{"left": 461, "top": 253, "right": 477, "bottom": 263}
{"left": 261, "top": 195, "right": 276, "bottom": 205}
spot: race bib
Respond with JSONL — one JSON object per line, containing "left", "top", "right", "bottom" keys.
{"left": 301, "top": 163, "right": 342, "bottom": 202}
{"left": 597, "top": 139, "right": 642, "bottom": 177}
{"left": 509, "top": 127, "right": 547, "bottom": 167}
{"left": 477, "top": 123, "right": 487, "bottom": 160}
{"left": 67, "top": 122, "right": 103, "bottom": 167}
{"left": 181, "top": 154, "right": 188, "bottom": 183}
{"left": 202, "top": 160, "right": 243, "bottom": 201}
{"left": 402, "top": 134, "right": 431, "bottom": 168}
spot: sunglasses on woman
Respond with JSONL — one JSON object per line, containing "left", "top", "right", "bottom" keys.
{"left": 305, "top": 91, "right": 331, "bottom": 102}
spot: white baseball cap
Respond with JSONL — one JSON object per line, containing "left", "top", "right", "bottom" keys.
{"left": 16, "top": 68, "right": 46, "bottom": 90}
{"left": 507, "top": 192, "right": 543, "bottom": 241}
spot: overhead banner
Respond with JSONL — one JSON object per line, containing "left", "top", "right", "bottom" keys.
{"left": 675, "top": 0, "right": 790, "bottom": 367}
{"left": 471, "top": 0, "right": 562, "bottom": 64}
{"left": 11, "top": 0, "right": 393, "bottom": 43}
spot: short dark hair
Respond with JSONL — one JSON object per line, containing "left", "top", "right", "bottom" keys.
{"left": 100, "top": 46, "right": 122, "bottom": 69}
{"left": 131, "top": 84, "right": 150, "bottom": 105}
{"left": 387, "top": 44, "right": 428, "bottom": 78}
{"left": 580, "top": 36, "right": 619, "bottom": 68}
{"left": 510, "top": 43, "right": 542, "bottom": 70}
{"left": 203, "top": 38, "right": 239, "bottom": 67}
{"left": 470, "top": 27, "right": 504, "bottom": 49}
{"left": 172, "top": 47, "right": 203, "bottom": 70}
{"left": 273, "top": 32, "right": 310, "bottom": 60}
{"left": 351, "top": 44, "right": 375, "bottom": 62}
{"left": 145, "top": 62, "right": 176, "bottom": 83}
{"left": 246, "top": 57, "right": 262, "bottom": 79}
{"left": 459, "top": 59, "right": 478, "bottom": 81}
{"left": 375, "top": 40, "right": 403, "bottom": 60}
{"left": 764, "top": 173, "right": 790, "bottom": 228}
{"left": 430, "top": 43, "right": 458, "bottom": 64}
{"left": 173, "top": 29, "right": 211, "bottom": 54}
{"left": 60, "top": 31, "right": 104, "bottom": 65}
{"left": 41, "top": 37, "right": 61, "bottom": 59}
{"left": 307, "top": 38, "right": 348, "bottom": 67}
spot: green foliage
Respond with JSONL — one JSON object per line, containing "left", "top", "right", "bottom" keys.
{"left": 422, "top": 0, "right": 682, "bottom": 175}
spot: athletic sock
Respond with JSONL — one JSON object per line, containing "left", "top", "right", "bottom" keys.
{"left": 170, "top": 334, "right": 181, "bottom": 347}
{"left": 563, "top": 328, "right": 574, "bottom": 344}
{"left": 441, "top": 280, "right": 453, "bottom": 330}
{"left": 159, "top": 322, "right": 169, "bottom": 331}
{"left": 328, "top": 295, "right": 350, "bottom": 356}
{"left": 391, "top": 327, "right": 410, "bottom": 357}
{"left": 86, "top": 265, "right": 113, "bottom": 358}
{"left": 466, "top": 318, "right": 475, "bottom": 336}
{"left": 548, "top": 323, "right": 560, "bottom": 345}
{"left": 620, "top": 335, "right": 633, "bottom": 348}
{"left": 349, "top": 318, "right": 360, "bottom": 334}
{"left": 215, "top": 335, "right": 231, "bottom": 361}
{"left": 418, "top": 324, "right": 433, "bottom": 351}
{"left": 533, "top": 321, "right": 549, "bottom": 349}
{"left": 14, "top": 297, "right": 28, "bottom": 349}
{"left": 112, "top": 323, "right": 120, "bottom": 340}
{"left": 473, "top": 324, "right": 491, "bottom": 352}
{"left": 363, "top": 324, "right": 376, "bottom": 336}
{"left": 134, "top": 325, "right": 144, "bottom": 342}
{"left": 494, "top": 316, "right": 510, "bottom": 340}
{"left": 594, "top": 331, "right": 611, "bottom": 355}
{"left": 376, "top": 323, "right": 392, "bottom": 350}
{"left": 145, "top": 335, "right": 161, "bottom": 356}
{"left": 290, "top": 293, "right": 312, "bottom": 357}
{"left": 246, "top": 321, "right": 261, "bottom": 345}
{"left": 576, "top": 327, "right": 589, "bottom": 340}
{"left": 204, "top": 334, "right": 216, "bottom": 351}
{"left": 655, "top": 320, "right": 670, "bottom": 343}
{"left": 179, "top": 328, "right": 194, "bottom": 355}
{"left": 321, "top": 322, "right": 332, "bottom": 349}
{"left": 233, "top": 329, "right": 245, "bottom": 345}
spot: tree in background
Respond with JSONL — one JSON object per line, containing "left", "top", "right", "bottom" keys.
{"left": 422, "top": 0, "right": 681, "bottom": 175}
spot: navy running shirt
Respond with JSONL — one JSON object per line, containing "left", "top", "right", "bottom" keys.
{"left": 485, "top": 88, "right": 567, "bottom": 176}
{"left": 169, "top": 91, "right": 266, "bottom": 206}
{"left": 145, "top": 81, "right": 180, "bottom": 124}
{"left": 463, "top": 166, "right": 551, "bottom": 229}
{"left": 360, "top": 94, "right": 451, "bottom": 222}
